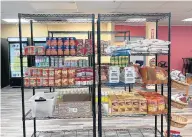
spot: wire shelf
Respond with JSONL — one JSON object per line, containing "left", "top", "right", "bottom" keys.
{"left": 31, "top": 127, "right": 161, "bottom": 137}
{"left": 24, "top": 85, "right": 92, "bottom": 89}
{"left": 25, "top": 107, "right": 93, "bottom": 120}
{"left": 99, "top": 13, "right": 170, "bottom": 23}
{"left": 19, "top": 13, "right": 94, "bottom": 23}
{"left": 24, "top": 55, "right": 93, "bottom": 57}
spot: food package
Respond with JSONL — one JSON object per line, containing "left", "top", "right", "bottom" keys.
{"left": 30, "top": 77, "right": 37, "bottom": 87}
{"left": 43, "top": 68, "right": 49, "bottom": 77}
{"left": 125, "top": 98, "right": 132, "bottom": 113}
{"left": 155, "top": 67, "right": 167, "bottom": 81}
{"left": 46, "top": 37, "right": 51, "bottom": 55}
{"left": 87, "top": 77, "right": 93, "bottom": 85}
{"left": 24, "top": 46, "right": 30, "bottom": 55}
{"left": 147, "top": 97, "right": 158, "bottom": 114}
{"left": 76, "top": 68, "right": 82, "bottom": 77}
{"left": 42, "top": 77, "right": 49, "bottom": 86}
{"left": 85, "top": 67, "right": 93, "bottom": 76}
{"left": 139, "top": 98, "right": 147, "bottom": 114}
{"left": 139, "top": 67, "right": 148, "bottom": 82}
{"left": 63, "top": 37, "right": 70, "bottom": 55}
{"left": 85, "top": 39, "right": 92, "bottom": 55}
{"left": 68, "top": 68, "right": 76, "bottom": 78}
{"left": 68, "top": 78, "right": 75, "bottom": 86}
{"left": 49, "top": 68, "right": 55, "bottom": 77}
{"left": 49, "top": 77, "right": 55, "bottom": 87}
{"left": 55, "top": 78, "right": 62, "bottom": 87}
{"left": 69, "top": 37, "right": 76, "bottom": 56}
{"left": 62, "top": 68, "right": 68, "bottom": 78}
{"left": 108, "top": 66, "right": 120, "bottom": 83}
{"left": 58, "top": 38, "right": 64, "bottom": 55}
{"left": 62, "top": 78, "right": 68, "bottom": 86}
{"left": 37, "top": 68, "right": 43, "bottom": 77}
{"left": 118, "top": 96, "right": 126, "bottom": 114}
{"left": 108, "top": 95, "right": 119, "bottom": 115}
{"left": 55, "top": 68, "right": 62, "bottom": 79}
{"left": 36, "top": 46, "right": 45, "bottom": 55}
{"left": 51, "top": 38, "right": 58, "bottom": 55}
{"left": 132, "top": 98, "right": 140, "bottom": 113}
{"left": 24, "top": 77, "right": 30, "bottom": 87}
{"left": 32, "top": 68, "right": 38, "bottom": 77}
{"left": 80, "top": 77, "right": 87, "bottom": 85}
{"left": 75, "top": 77, "right": 81, "bottom": 86}
{"left": 76, "top": 39, "right": 84, "bottom": 56}
{"left": 157, "top": 97, "right": 165, "bottom": 113}
{"left": 28, "top": 46, "right": 35, "bottom": 55}
{"left": 36, "top": 77, "right": 43, "bottom": 87}
{"left": 120, "top": 66, "right": 135, "bottom": 84}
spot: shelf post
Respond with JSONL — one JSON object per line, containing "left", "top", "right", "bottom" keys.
{"left": 18, "top": 13, "right": 26, "bottom": 137}
{"left": 97, "top": 14, "right": 102, "bottom": 137}
{"left": 30, "top": 20, "right": 36, "bottom": 137}
{"left": 167, "top": 12, "right": 172, "bottom": 137}
{"left": 92, "top": 14, "right": 96, "bottom": 137}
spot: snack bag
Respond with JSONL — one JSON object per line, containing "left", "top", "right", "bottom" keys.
{"left": 76, "top": 39, "right": 84, "bottom": 56}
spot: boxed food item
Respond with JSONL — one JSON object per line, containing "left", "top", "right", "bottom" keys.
{"left": 108, "top": 66, "right": 120, "bottom": 83}
{"left": 58, "top": 38, "right": 64, "bottom": 55}
{"left": 32, "top": 68, "right": 38, "bottom": 77}
{"left": 125, "top": 98, "right": 132, "bottom": 113}
{"left": 49, "top": 77, "right": 55, "bottom": 87}
{"left": 108, "top": 95, "right": 119, "bottom": 115}
{"left": 58, "top": 94, "right": 91, "bottom": 118}
{"left": 68, "top": 68, "right": 76, "bottom": 78}
{"left": 46, "top": 37, "right": 51, "bottom": 55}
{"left": 139, "top": 98, "right": 147, "bottom": 114}
{"left": 68, "top": 78, "right": 75, "bottom": 86}
{"left": 62, "top": 78, "right": 68, "bottom": 86}
{"left": 132, "top": 98, "right": 140, "bottom": 113}
{"left": 43, "top": 68, "right": 49, "bottom": 77}
{"left": 36, "top": 77, "right": 43, "bottom": 87}
{"left": 55, "top": 78, "right": 62, "bottom": 87}
{"left": 117, "top": 96, "right": 126, "bottom": 114}
{"left": 49, "top": 68, "right": 55, "bottom": 77}
{"left": 24, "top": 46, "right": 30, "bottom": 55}
{"left": 37, "top": 68, "right": 43, "bottom": 77}
{"left": 30, "top": 77, "right": 37, "bottom": 87}
{"left": 42, "top": 77, "right": 49, "bottom": 86}
{"left": 36, "top": 46, "right": 45, "bottom": 55}
{"left": 147, "top": 97, "right": 158, "bottom": 114}
{"left": 76, "top": 68, "right": 82, "bottom": 77}
{"left": 24, "top": 77, "right": 30, "bottom": 87}
{"left": 63, "top": 37, "right": 70, "bottom": 55}
{"left": 76, "top": 39, "right": 84, "bottom": 56}
{"left": 51, "top": 38, "right": 58, "bottom": 55}
{"left": 80, "top": 77, "right": 87, "bottom": 85}
{"left": 69, "top": 37, "right": 76, "bottom": 56}
{"left": 55, "top": 68, "right": 62, "bottom": 78}
{"left": 75, "top": 77, "right": 81, "bottom": 86}
{"left": 120, "top": 66, "right": 135, "bottom": 84}
{"left": 62, "top": 68, "right": 68, "bottom": 78}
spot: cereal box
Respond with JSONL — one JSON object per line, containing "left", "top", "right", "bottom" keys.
{"left": 62, "top": 78, "right": 68, "bottom": 86}
{"left": 68, "top": 78, "right": 75, "bottom": 85}
{"left": 43, "top": 68, "right": 49, "bottom": 77}
{"left": 69, "top": 37, "right": 76, "bottom": 56}
{"left": 58, "top": 38, "right": 64, "bottom": 55}
{"left": 63, "top": 37, "right": 70, "bottom": 55}
{"left": 55, "top": 78, "right": 62, "bottom": 87}
{"left": 49, "top": 68, "right": 55, "bottom": 77}
{"left": 30, "top": 77, "right": 37, "bottom": 87}
{"left": 51, "top": 38, "right": 57, "bottom": 55}
{"left": 68, "top": 68, "right": 76, "bottom": 78}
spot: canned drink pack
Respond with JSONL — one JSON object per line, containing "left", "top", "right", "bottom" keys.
{"left": 63, "top": 37, "right": 70, "bottom": 55}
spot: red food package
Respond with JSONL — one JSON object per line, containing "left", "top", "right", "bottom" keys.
{"left": 68, "top": 68, "right": 76, "bottom": 78}
{"left": 37, "top": 68, "right": 43, "bottom": 77}
{"left": 24, "top": 46, "right": 30, "bottom": 55}
{"left": 43, "top": 68, "right": 49, "bottom": 77}
{"left": 29, "top": 46, "right": 35, "bottom": 55}
{"left": 36, "top": 77, "right": 43, "bottom": 87}
{"left": 24, "top": 77, "right": 30, "bottom": 87}
{"left": 55, "top": 78, "right": 62, "bottom": 87}
{"left": 68, "top": 78, "right": 75, "bottom": 85}
{"left": 58, "top": 38, "right": 64, "bottom": 55}
{"left": 43, "top": 77, "right": 49, "bottom": 86}
{"left": 75, "top": 77, "right": 81, "bottom": 86}
{"left": 62, "top": 68, "right": 68, "bottom": 78}
{"left": 30, "top": 77, "right": 37, "bottom": 87}
{"left": 49, "top": 77, "right": 55, "bottom": 87}
{"left": 62, "top": 78, "right": 68, "bottom": 86}
{"left": 55, "top": 68, "right": 62, "bottom": 78}
{"left": 32, "top": 68, "right": 38, "bottom": 77}
{"left": 36, "top": 46, "right": 45, "bottom": 55}
{"left": 49, "top": 68, "right": 55, "bottom": 77}
{"left": 69, "top": 37, "right": 76, "bottom": 56}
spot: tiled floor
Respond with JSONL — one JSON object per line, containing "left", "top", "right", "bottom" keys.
{"left": 1, "top": 86, "right": 192, "bottom": 137}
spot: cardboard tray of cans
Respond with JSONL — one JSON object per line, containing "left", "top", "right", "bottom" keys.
{"left": 57, "top": 94, "right": 92, "bottom": 118}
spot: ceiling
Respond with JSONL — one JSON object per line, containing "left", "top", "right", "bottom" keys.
{"left": 1, "top": 1, "right": 192, "bottom": 25}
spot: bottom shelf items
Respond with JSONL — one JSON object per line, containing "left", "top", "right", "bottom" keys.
{"left": 31, "top": 128, "right": 161, "bottom": 137}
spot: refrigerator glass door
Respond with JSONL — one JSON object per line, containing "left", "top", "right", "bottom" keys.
{"left": 10, "top": 43, "right": 27, "bottom": 77}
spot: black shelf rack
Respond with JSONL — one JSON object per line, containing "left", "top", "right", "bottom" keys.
{"left": 18, "top": 13, "right": 96, "bottom": 137}
{"left": 97, "top": 13, "right": 171, "bottom": 137}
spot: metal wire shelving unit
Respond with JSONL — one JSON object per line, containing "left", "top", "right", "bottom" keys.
{"left": 18, "top": 13, "right": 96, "bottom": 137}
{"left": 97, "top": 13, "right": 171, "bottom": 137}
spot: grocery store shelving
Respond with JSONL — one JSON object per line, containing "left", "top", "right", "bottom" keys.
{"left": 18, "top": 13, "right": 96, "bottom": 137}
{"left": 97, "top": 13, "right": 171, "bottom": 137}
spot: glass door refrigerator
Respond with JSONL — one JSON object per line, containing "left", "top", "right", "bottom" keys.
{"left": 8, "top": 37, "right": 28, "bottom": 87}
